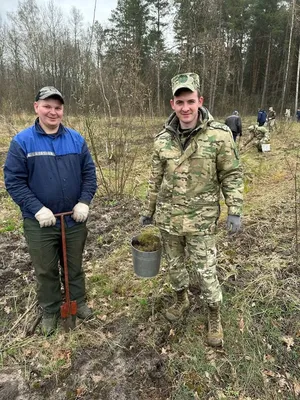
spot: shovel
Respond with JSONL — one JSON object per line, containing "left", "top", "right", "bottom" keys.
{"left": 54, "top": 211, "right": 77, "bottom": 332}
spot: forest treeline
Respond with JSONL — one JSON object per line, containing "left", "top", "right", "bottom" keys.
{"left": 0, "top": 0, "right": 299, "bottom": 117}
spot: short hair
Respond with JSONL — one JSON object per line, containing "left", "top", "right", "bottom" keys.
{"left": 173, "top": 88, "right": 202, "bottom": 98}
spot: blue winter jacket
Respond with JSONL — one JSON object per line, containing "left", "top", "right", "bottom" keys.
{"left": 257, "top": 110, "right": 267, "bottom": 126}
{"left": 4, "top": 119, "right": 97, "bottom": 227}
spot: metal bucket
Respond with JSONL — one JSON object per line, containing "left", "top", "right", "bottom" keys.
{"left": 131, "top": 235, "right": 162, "bottom": 278}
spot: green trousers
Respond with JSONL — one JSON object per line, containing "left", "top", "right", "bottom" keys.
{"left": 24, "top": 218, "right": 88, "bottom": 314}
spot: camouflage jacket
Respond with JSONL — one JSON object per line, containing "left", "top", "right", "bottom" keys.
{"left": 254, "top": 126, "right": 270, "bottom": 142}
{"left": 268, "top": 110, "right": 276, "bottom": 120}
{"left": 144, "top": 107, "right": 243, "bottom": 235}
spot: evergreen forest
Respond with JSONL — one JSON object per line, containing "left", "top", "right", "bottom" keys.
{"left": 0, "top": 0, "right": 299, "bottom": 117}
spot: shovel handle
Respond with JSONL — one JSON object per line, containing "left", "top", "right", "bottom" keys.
{"left": 54, "top": 211, "right": 73, "bottom": 310}
{"left": 54, "top": 211, "right": 73, "bottom": 217}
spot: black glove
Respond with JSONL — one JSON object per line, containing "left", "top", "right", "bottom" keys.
{"left": 226, "top": 215, "right": 241, "bottom": 234}
{"left": 140, "top": 216, "right": 153, "bottom": 226}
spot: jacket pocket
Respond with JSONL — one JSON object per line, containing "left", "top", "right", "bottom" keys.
{"left": 188, "top": 155, "right": 215, "bottom": 191}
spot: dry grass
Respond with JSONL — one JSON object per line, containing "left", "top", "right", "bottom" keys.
{"left": 0, "top": 115, "right": 300, "bottom": 399}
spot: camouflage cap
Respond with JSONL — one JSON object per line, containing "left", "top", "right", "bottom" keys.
{"left": 35, "top": 86, "right": 64, "bottom": 104}
{"left": 171, "top": 73, "right": 200, "bottom": 96}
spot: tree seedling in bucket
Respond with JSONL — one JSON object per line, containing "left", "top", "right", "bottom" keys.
{"left": 132, "top": 229, "right": 161, "bottom": 252}
{"left": 131, "top": 227, "right": 162, "bottom": 279}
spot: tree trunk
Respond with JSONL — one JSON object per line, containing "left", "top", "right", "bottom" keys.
{"left": 281, "top": 0, "right": 295, "bottom": 115}
{"left": 261, "top": 33, "right": 272, "bottom": 108}
{"left": 295, "top": 43, "right": 300, "bottom": 116}
{"left": 222, "top": 37, "right": 232, "bottom": 112}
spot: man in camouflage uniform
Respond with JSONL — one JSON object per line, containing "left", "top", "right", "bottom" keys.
{"left": 242, "top": 125, "right": 270, "bottom": 152}
{"left": 267, "top": 107, "right": 276, "bottom": 132}
{"left": 140, "top": 73, "right": 243, "bottom": 347}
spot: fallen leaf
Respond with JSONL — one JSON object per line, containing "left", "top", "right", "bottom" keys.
{"left": 76, "top": 387, "right": 85, "bottom": 397}
{"left": 264, "top": 354, "right": 275, "bottom": 363}
{"left": 281, "top": 336, "right": 294, "bottom": 351}
{"left": 216, "top": 390, "right": 227, "bottom": 399}
{"left": 278, "top": 377, "right": 288, "bottom": 388}
{"left": 206, "top": 349, "right": 216, "bottom": 362}
{"left": 197, "top": 324, "right": 205, "bottom": 331}
{"left": 88, "top": 300, "right": 94, "bottom": 308}
{"left": 294, "top": 379, "right": 300, "bottom": 396}
{"left": 92, "top": 374, "right": 104, "bottom": 383}
{"left": 263, "top": 369, "right": 276, "bottom": 378}
{"left": 239, "top": 316, "right": 245, "bottom": 334}
{"left": 56, "top": 349, "right": 71, "bottom": 361}
{"left": 97, "top": 314, "right": 107, "bottom": 321}
{"left": 24, "top": 349, "right": 32, "bottom": 356}
{"left": 204, "top": 371, "right": 211, "bottom": 380}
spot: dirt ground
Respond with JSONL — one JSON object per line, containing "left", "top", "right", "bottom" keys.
{"left": 1, "top": 188, "right": 300, "bottom": 399}
{"left": 0, "top": 197, "right": 175, "bottom": 400}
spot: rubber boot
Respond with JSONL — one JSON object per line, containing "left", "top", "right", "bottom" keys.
{"left": 42, "top": 312, "right": 59, "bottom": 336}
{"left": 76, "top": 303, "right": 94, "bottom": 320}
{"left": 207, "top": 303, "right": 223, "bottom": 347}
{"left": 165, "top": 289, "right": 190, "bottom": 321}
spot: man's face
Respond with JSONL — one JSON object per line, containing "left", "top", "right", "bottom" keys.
{"left": 170, "top": 90, "right": 203, "bottom": 129}
{"left": 34, "top": 98, "right": 64, "bottom": 132}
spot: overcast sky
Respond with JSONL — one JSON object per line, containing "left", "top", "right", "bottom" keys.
{"left": 0, "top": 0, "right": 118, "bottom": 27}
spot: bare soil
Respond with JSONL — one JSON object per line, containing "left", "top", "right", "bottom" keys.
{"left": 0, "top": 197, "right": 174, "bottom": 400}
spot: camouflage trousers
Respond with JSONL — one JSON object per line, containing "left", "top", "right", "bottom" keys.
{"left": 160, "top": 230, "right": 222, "bottom": 305}
{"left": 268, "top": 119, "right": 276, "bottom": 131}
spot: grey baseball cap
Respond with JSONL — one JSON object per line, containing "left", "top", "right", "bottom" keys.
{"left": 35, "top": 86, "right": 64, "bottom": 103}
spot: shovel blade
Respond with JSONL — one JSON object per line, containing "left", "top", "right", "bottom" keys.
{"left": 62, "top": 315, "right": 76, "bottom": 332}
{"left": 60, "top": 302, "right": 69, "bottom": 319}
{"left": 70, "top": 300, "right": 77, "bottom": 316}
{"left": 60, "top": 301, "right": 77, "bottom": 318}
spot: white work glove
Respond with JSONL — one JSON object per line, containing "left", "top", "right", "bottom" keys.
{"left": 35, "top": 206, "right": 56, "bottom": 228}
{"left": 72, "top": 202, "right": 89, "bottom": 223}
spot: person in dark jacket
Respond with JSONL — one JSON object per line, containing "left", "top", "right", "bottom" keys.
{"left": 257, "top": 109, "right": 267, "bottom": 126}
{"left": 4, "top": 86, "right": 97, "bottom": 335}
{"left": 225, "top": 111, "right": 242, "bottom": 142}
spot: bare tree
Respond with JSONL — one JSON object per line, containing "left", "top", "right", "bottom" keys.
{"left": 281, "top": 0, "right": 296, "bottom": 115}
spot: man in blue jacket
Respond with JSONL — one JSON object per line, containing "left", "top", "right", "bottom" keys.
{"left": 257, "top": 108, "right": 267, "bottom": 126}
{"left": 4, "top": 86, "right": 97, "bottom": 335}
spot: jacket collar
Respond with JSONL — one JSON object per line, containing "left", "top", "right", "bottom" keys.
{"left": 34, "top": 118, "right": 65, "bottom": 136}
{"left": 164, "top": 107, "right": 214, "bottom": 136}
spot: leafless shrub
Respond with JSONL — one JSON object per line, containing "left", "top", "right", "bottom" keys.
{"left": 83, "top": 113, "right": 153, "bottom": 199}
